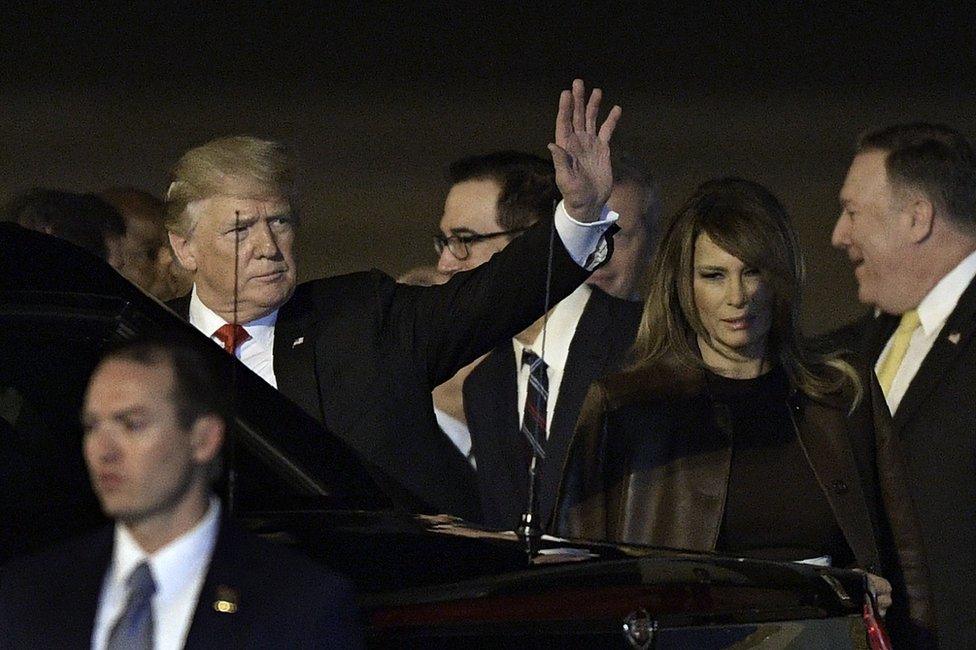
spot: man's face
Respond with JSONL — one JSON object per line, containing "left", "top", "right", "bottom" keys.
{"left": 116, "top": 215, "right": 166, "bottom": 294}
{"left": 436, "top": 178, "right": 509, "bottom": 275}
{"left": 82, "top": 358, "right": 214, "bottom": 527}
{"left": 170, "top": 194, "right": 297, "bottom": 322}
{"left": 833, "top": 150, "right": 916, "bottom": 313}
{"left": 587, "top": 181, "right": 653, "bottom": 300}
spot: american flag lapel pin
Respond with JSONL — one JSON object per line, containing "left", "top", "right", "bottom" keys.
{"left": 293, "top": 337, "right": 304, "bottom": 347}
{"left": 947, "top": 332, "right": 961, "bottom": 345}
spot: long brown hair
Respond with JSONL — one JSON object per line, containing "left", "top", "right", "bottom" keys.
{"left": 631, "top": 177, "right": 861, "bottom": 406}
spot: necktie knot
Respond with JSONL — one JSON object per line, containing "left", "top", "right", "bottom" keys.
{"left": 521, "top": 349, "right": 547, "bottom": 375}
{"left": 897, "top": 309, "right": 920, "bottom": 333}
{"left": 214, "top": 323, "right": 251, "bottom": 354}
{"left": 127, "top": 560, "right": 157, "bottom": 598}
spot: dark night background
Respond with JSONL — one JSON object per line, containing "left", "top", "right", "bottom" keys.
{"left": 2, "top": 3, "right": 974, "bottom": 333}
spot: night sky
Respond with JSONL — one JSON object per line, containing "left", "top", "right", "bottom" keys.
{"left": 3, "top": 3, "right": 975, "bottom": 332}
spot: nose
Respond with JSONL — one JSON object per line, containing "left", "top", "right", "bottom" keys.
{"left": 252, "top": 220, "right": 282, "bottom": 259}
{"left": 726, "top": 276, "right": 748, "bottom": 308}
{"left": 831, "top": 212, "right": 851, "bottom": 249}
{"left": 84, "top": 426, "right": 121, "bottom": 466}
{"left": 436, "top": 245, "right": 463, "bottom": 276}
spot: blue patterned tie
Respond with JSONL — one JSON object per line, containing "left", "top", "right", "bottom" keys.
{"left": 106, "top": 561, "right": 156, "bottom": 650}
{"left": 521, "top": 349, "right": 549, "bottom": 461}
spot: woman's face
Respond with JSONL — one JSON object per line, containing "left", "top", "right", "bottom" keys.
{"left": 692, "top": 232, "right": 772, "bottom": 363}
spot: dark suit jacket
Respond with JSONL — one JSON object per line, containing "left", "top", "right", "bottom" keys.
{"left": 553, "top": 361, "right": 884, "bottom": 574}
{"left": 0, "top": 518, "right": 361, "bottom": 648}
{"left": 463, "top": 287, "right": 641, "bottom": 530}
{"left": 170, "top": 222, "right": 592, "bottom": 521}
{"left": 847, "top": 274, "right": 976, "bottom": 647}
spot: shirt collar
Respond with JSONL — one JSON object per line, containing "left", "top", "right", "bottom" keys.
{"left": 916, "top": 248, "right": 976, "bottom": 335}
{"left": 111, "top": 497, "right": 221, "bottom": 604}
{"left": 189, "top": 284, "right": 278, "bottom": 343}
{"left": 514, "top": 283, "right": 591, "bottom": 372}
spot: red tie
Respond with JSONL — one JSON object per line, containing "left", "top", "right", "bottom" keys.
{"left": 213, "top": 324, "right": 251, "bottom": 354}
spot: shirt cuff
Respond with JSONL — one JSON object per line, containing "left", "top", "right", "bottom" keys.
{"left": 553, "top": 200, "right": 619, "bottom": 270}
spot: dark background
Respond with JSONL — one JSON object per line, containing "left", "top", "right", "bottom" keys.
{"left": 3, "top": 3, "right": 974, "bottom": 333}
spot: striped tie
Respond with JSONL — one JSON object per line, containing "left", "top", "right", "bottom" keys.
{"left": 521, "top": 349, "right": 548, "bottom": 461}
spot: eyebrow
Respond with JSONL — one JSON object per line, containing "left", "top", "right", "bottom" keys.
{"left": 447, "top": 228, "right": 479, "bottom": 236}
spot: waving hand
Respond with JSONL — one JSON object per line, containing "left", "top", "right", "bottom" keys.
{"left": 548, "top": 79, "right": 622, "bottom": 223}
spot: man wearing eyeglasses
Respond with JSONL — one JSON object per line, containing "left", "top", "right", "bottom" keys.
{"left": 433, "top": 150, "right": 657, "bottom": 531}
{"left": 164, "top": 80, "right": 622, "bottom": 522}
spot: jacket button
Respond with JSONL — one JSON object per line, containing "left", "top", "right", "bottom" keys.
{"left": 832, "top": 480, "right": 849, "bottom": 494}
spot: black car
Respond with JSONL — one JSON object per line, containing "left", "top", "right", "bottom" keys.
{"left": 0, "top": 223, "right": 885, "bottom": 648}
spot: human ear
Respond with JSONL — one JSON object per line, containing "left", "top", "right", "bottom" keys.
{"left": 190, "top": 415, "right": 225, "bottom": 465}
{"left": 905, "top": 196, "right": 934, "bottom": 243}
{"left": 169, "top": 231, "right": 199, "bottom": 272}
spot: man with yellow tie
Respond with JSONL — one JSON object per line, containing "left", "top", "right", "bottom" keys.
{"left": 833, "top": 123, "right": 976, "bottom": 648}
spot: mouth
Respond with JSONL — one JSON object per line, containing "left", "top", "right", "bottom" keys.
{"left": 252, "top": 269, "right": 288, "bottom": 282}
{"left": 721, "top": 315, "right": 754, "bottom": 331}
{"left": 94, "top": 472, "right": 124, "bottom": 491}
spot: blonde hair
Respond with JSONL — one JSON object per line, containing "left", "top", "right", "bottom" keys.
{"left": 165, "top": 136, "right": 298, "bottom": 235}
{"left": 632, "top": 177, "right": 862, "bottom": 408}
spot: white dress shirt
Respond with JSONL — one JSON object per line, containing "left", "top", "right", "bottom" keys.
{"left": 434, "top": 407, "right": 476, "bottom": 468}
{"left": 188, "top": 286, "right": 279, "bottom": 387}
{"left": 185, "top": 200, "right": 615, "bottom": 389}
{"left": 92, "top": 498, "right": 222, "bottom": 650}
{"left": 877, "top": 249, "right": 976, "bottom": 414}
{"left": 513, "top": 283, "right": 592, "bottom": 436}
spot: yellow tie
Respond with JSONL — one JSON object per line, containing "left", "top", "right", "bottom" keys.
{"left": 877, "top": 310, "right": 920, "bottom": 397}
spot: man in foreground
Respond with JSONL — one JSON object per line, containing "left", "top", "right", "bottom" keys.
{"left": 0, "top": 336, "right": 361, "bottom": 648}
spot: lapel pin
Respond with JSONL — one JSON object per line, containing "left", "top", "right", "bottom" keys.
{"left": 213, "top": 585, "right": 239, "bottom": 614}
{"left": 947, "top": 332, "right": 961, "bottom": 345}
{"left": 292, "top": 337, "right": 304, "bottom": 347}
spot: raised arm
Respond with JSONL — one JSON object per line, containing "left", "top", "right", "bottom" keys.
{"left": 548, "top": 79, "right": 622, "bottom": 223}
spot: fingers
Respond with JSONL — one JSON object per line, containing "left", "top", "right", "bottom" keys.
{"left": 572, "top": 79, "right": 586, "bottom": 133}
{"left": 598, "top": 105, "right": 623, "bottom": 143}
{"left": 554, "top": 90, "right": 573, "bottom": 145}
{"left": 585, "top": 87, "right": 601, "bottom": 133}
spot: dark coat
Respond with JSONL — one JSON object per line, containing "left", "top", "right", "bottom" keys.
{"left": 463, "top": 287, "right": 641, "bottom": 530}
{"left": 553, "top": 362, "right": 884, "bottom": 574}
{"left": 845, "top": 272, "right": 976, "bottom": 647}
{"left": 0, "top": 518, "right": 362, "bottom": 649}
{"left": 169, "top": 222, "right": 592, "bottom": 521}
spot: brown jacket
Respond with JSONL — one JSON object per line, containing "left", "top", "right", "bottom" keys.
{"left": 553, "top": 362, "right": 884, "bottom": 574}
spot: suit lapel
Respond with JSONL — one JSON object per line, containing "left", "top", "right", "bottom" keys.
{"left": 536, "top": 292, "right": 612, "bottom": 522}
{"left": 183, "top": 520, "right": 245, "bottom": 649}
{"left": 60, "top": 527, "right": 114, "bottom": 646}
{"left": 893, "top": 276, "right": 976, "bottom": 434}
{"left": 273, "top": 295, "right": 325, "bottom": 423}
{"left": 466, "top": 344, "right": 527, "bottom": 508}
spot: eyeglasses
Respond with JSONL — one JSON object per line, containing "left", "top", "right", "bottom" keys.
{"left": 433, "top": 226, "right": 531, "bottom": 261}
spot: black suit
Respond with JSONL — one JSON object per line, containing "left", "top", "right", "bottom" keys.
{"left": 463, "top": 287, "right": 641, "bottom": 530}
{"left": 170, "top": 223, "right": 592, "bottom": 521}
{"left": 841, "top": 275, "right": 976, "bottom": 647}
{"left": 0, "top": 519, "right": 361, "bottom": 648}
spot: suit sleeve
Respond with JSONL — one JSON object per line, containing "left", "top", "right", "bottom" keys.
{"left": 389, "top": 219, "right": 593, "bottom": 387}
